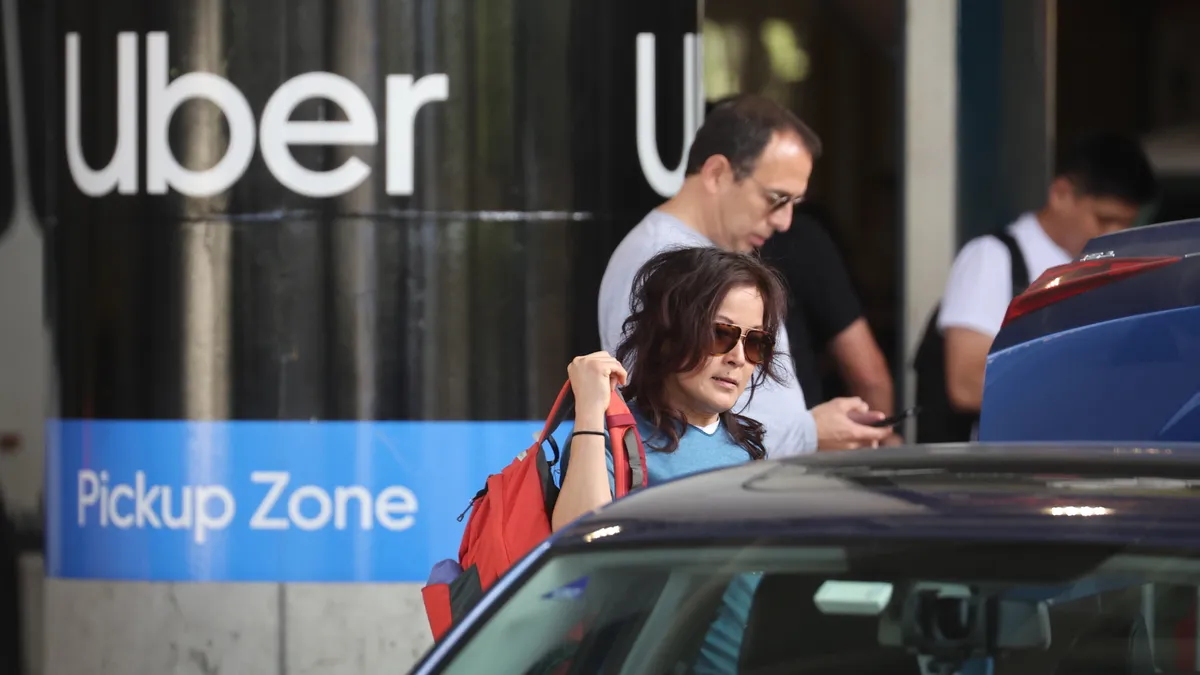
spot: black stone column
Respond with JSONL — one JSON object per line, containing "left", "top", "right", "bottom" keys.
{"left": 35, "top": 0, "right": 703, "bottom": 423}
{"left": 30, "top": 0, "right": 701, "bottom": 671}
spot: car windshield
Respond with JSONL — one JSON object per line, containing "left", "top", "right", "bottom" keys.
{"left": 424, "top": 539, "right": 1200, "bottom": 675}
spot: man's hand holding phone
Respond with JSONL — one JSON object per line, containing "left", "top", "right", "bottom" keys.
{"left": 857, "top": 406, "right": 920, "bottom": 429}
{"left": 849, "top": 406, "right": 919, "bottom": 448}
{"left": 813, "top": 397, "right": 896, "bottom": 451}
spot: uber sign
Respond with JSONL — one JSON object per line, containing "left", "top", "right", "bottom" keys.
{"left": 64, "top": 32, "right": 450, "bottom": 199}
{"left": 66, "top": 30, "right": 703, "bottom": 200}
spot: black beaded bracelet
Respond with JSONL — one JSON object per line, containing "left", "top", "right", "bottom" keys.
{"left": 571, "top": 430, "right": 607, "bottom": 438}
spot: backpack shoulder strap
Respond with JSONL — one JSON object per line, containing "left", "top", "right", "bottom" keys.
{"left": 607, "top": 389, "right": 648, "bottom": 497}
{"left": 991, "top": 229, "right": 1030, "bottom": 295}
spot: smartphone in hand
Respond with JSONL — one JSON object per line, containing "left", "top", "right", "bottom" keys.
{"left": 867, "top": 406, "right": 921, "bottom": 428}
{"left": 848, "top": 406, "right": 921, "bottom": 428}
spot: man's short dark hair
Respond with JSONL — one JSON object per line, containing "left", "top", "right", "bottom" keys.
{"left": 1055, "top": 132, "right": 1158, "bottom": 206}
{"left": 686, "top": 94, "right": 823, "bottom": 180}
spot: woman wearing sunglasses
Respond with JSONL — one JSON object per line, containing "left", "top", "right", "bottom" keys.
{"left": 554, "top": 246, "right": 786, "bottom": 673}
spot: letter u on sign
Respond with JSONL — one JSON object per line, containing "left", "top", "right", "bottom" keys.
{"left": 635, "top": 32, "right": 705, "bottom": 198}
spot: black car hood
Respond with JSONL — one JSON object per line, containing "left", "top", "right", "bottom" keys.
{"left": 553, "top": 443, "right": 1200, "bottom": 549}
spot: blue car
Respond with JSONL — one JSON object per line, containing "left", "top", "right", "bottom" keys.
{"left": 410, "top": 443, "right": 1200, "bottom": 674}
{"left": 981, "top": 217, "right": 1200, "bottom": 442}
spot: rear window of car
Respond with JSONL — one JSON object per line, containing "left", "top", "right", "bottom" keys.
{"left": 425, "top": 539, "right": 1200, "bottom": 675}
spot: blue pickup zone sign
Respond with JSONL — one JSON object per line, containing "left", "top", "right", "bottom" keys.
{"left": 46, "top": 419, "right": 568, "bottom": 582}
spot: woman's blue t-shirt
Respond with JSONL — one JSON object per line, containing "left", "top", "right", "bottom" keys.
{"left": 558, "top": 408, "right": 759, "bottom": 674}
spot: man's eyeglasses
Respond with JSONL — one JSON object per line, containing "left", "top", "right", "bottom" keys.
{"left": 747, "top": 176, "right": 804, "bottom": 213}
{"left": 711, "top": 322, "right": 775, "bottom": 365}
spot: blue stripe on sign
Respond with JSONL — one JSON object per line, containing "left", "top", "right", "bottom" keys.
{"left": 45, "top": 419, "right": 573, "bottom": 582}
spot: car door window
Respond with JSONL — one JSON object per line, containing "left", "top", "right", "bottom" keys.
{"left": 424, "top": 544, "right": 1200, "bottom": 675}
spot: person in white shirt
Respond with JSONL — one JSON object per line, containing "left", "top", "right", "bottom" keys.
{"left": 598, "top": 95, "right": 893, "bottom": 457}
{"left": 939, "top": 132, "right": 1159, "bottom": 418}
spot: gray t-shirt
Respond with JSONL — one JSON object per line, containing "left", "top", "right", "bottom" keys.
{"left": 597, "top": 210, "right": 817, "bottom": 457}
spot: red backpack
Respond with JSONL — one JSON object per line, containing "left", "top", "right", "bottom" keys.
{"left": 421, "top": 382, "right": 649, "bottom": 641}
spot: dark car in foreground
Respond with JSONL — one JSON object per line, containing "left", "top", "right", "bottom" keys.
{"left": 981, "top": 217, "right": 1200, "bottom": 443}
{"left": 410, "top": 443, "right": 1200, "bottom": 674}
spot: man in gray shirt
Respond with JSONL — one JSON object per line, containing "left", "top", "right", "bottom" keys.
{"left": 599, "top": 95, "right": 892, "bottom": 456}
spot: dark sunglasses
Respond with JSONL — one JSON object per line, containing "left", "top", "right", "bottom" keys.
{"left": 748, "top": 176, "right": 805, "bottom": 213}
{"left": 711, "top": 322, "right": 774, "bottom": 365}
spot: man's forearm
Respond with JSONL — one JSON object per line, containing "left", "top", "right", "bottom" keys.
{"left": 830, "top": 319, "right": 895, "bottom": 415}
{"left": 846, "top": 377, "right": 894, "bottom": 416}
{"left": 944, "top": 327, "right": 993, "bottom": 414}
{"left": 947, "top": 370, "right": 984, "bottom": 413}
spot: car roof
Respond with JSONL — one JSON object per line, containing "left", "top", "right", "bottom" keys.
{"left": 1082, "top": 215, "right": 1200, "bottom": 257}
{"left": 551, "top": 442, "right": 1200, "bottom": 550}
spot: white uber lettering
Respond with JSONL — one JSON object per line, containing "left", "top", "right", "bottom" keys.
{"left": 65, "top": 33, "right": 139, "bottom": 196}
{"left": 635, "top": 32, "right": 704, "bottom": 199}
{"left": 145, "top": 32, "right": 257, "bottom": 197}
{"left": 386, "top": 74, "right": 450, "bottom": 197}
{"left": 64, "top": 32, "right": 451, "bottom": 198}
{"left": 260, "top": 73, "right": 377, "bottom": 197}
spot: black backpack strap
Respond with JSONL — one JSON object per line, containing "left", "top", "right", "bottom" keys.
{"left": 913, "top": 228, "right": 1028, "bottom": 444}
{"left": 991, "top": 229, "right": 1030, "bottom": 296}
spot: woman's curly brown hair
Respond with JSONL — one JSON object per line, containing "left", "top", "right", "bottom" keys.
{"left": 615, "top": 246, "right": 789, "bottom": 460}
